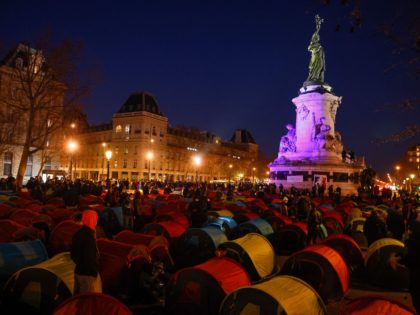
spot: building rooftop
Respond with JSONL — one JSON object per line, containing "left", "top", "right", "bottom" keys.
{"left": 117, "top": 92, "right": 163, "bottom": 116}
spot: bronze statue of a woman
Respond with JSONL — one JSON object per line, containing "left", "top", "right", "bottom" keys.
{"left": 306, "top": 15, "right": 325, "bottom": 83}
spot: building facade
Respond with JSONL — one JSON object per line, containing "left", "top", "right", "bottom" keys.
{"left": 0, "top": 44, "right": 65, "bottom": 182}
{"left": 74, "top": 92, "right": 262, "bottom": 182}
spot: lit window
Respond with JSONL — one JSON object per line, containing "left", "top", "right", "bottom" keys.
{"left": 114, "top": 160, "right": 118, "bottom": 168}
{"left": 124, "top": 146, "right": 128, "bottom": 154}
{"left": 125, "top": 124, "right": 130, "bottom": 134}
{"left": 3, "top": 152, "right": 13, "bottom": 176}
{"left": 115, "top": 125, "right": 122, "bottom": 133}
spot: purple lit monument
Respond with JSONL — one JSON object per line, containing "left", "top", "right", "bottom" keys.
{"left": 269, "top": 15, "right": 365, "bottom": 195}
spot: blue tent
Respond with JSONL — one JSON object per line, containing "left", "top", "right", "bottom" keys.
{"left": 0, "top": 239, "right": 48, "bottom": 288}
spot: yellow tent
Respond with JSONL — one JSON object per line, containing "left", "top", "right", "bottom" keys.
{"left": 2, "top": 252, "right": 75, "bottom": 313}
{"left": 220, "top": 275, "right": 327, "bottom": 315}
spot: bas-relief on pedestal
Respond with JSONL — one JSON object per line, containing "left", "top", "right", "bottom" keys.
{"left": 269, "top": 15, "right": 365, "bottom": 195}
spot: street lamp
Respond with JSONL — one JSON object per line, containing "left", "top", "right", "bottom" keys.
{"left": 228, "top": 164, "right": 233, "bottom": 186}
{"left": 193, "top": 155, "right": 202, "bottom": 184}
{"left": 410, "top": 174, "right": 415, "bottom": 194}
{"left": 146, "top": 151, "right": 154, "bottom": 180}
{"left": 252, "top": 167, "right": 256, "bottom": 185}
{"left": 105, "top": 149, "right": 112, "bottom": 188}
{"left": 67, "top": 140, "right": 78, "bottom": 180}
{"left": 395, "top": 165, "right": 400, "bottom": 186}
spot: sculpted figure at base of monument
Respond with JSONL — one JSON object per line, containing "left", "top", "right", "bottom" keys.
{"left": 312, "top": 113, "right": 332, "bottom": 149}
{"left": 279, "top": 124, "right": 297, "bottom": 153}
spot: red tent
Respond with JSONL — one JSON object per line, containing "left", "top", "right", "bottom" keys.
{"left": 166, "top": 257, "right": 251, "bottom": 315}
{"left": 322, "top": 234, "right": 364, "bottom": 274}
{"left": 322, "top": 211, "right": 345, "bottom": 235}
{"left": 262, "top": 211, "right": 292, "bottom": 233}
{"left": 155, "top": 211, "right": 190, "bottom": 229}
{"left": 142, "top": 221, "right": 186, "bottom": 245}
{"left": 48, "top": 220, "right": 82, "bottom": 256}
{"left": 53, "top": 292, "right": 133, "bottom": 315}
{"left": 9, "top": 209, "right": 38, "bottom": 226}
{"left": 113, "top": 230, "right": 173, "bottom": 268}
{"left": 97, "top": 238, "right": 151, "bottom": 295}
{"left": 0, "top": 203, "right": 13, "bottom": 219}
{"left": 281, "top": 244, "right": 350, "bottom": 302}
{"left": 0, "top": 219, "right": 25, "bottom": 242}
{"left": 275, "top": 222, "right": 308, "bottom": 255}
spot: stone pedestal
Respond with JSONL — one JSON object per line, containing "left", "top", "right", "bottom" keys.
{"left": 269, "top": 82, "right": 365, "bottom": 195}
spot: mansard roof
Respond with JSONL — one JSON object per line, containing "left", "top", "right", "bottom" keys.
{"left": 117, "top": 92, "right": 163, "bottom": 116}
{"left": 230, "top": 129, "right": 256, "bottom": 144}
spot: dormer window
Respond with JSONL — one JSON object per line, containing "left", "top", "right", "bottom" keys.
{"left": 15, "top": 57, "right": 23, "bottom": 69}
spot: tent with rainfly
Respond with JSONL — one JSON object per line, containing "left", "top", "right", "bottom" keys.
{"left": 218, "top": 233, "right": 276, "bottom": 282}
{"left": 52, "top": 292, "right": 133, "bottom": 315}
{"left": 0, "top": 239, "right": 49, "bottom": 289}
{"left": 219, "top": 275, "right": 327, "bottom": 315}
{"left": 166, "top": 257, "right": 251, "bottom": 315}
{"left": 174, "top": 227, "right": 228, "bottom": 267}
{"left": 281, "top": 244, "right": 350, "bottom": 302}
{"left": 0, "top": 252, "right": 74, "bottom": 315}
{"left": 364, "top": 238, "right": 409, "bottom": 290}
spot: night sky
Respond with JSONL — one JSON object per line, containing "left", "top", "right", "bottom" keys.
{"left": 1, "top": 0, "right": 419, "bottom": 177}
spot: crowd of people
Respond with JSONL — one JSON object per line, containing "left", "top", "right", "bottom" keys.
{"left": 1, "top": 174, "right": 419, "bottom": 312}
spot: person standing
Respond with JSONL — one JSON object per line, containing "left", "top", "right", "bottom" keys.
{"left": 70, "top": 210, "right": 102, "bottom": 294}
{"left": 307, "top": 206, "right": 322, "bottom": 245}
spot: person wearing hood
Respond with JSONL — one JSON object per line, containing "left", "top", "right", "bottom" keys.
{"left": 70, "top": 210, "right": 102, "bottom": 294}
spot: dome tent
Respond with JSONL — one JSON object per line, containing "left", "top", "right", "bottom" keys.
{"left": 275, "top": 222, "right": 308, "bottom": 255}
{"left": 205, "top": 216, "right": 238, "bottom": 239}
{"left": 348, "top": 217, "right": 368, "bottom": 250}
{"left": 262, "top": 211, "right": 293, "bottom": 233}
{"left": 322, "top": 211, "right": 344, "bottom": 235}
{"left": 219, "top": 275, "right": 327, "bottom": 315}
{"left": 174, "top": 227, "right": 228, "bottom": 267}
{"left": 52, "top": 292, "right": 133, "bottom": 315}
{"left": 0, "top": 252, "right": 74, "bottom": 315}
{"left": 322, "top": 234, "right": 364, "bottom": 274}
{"left": 365, "top": 238, "right": 409, "bottom": 290}
{"left": 48, "top": 220, "right": 81, "bottom": 256}
{"left": 0, "top": 219, "right": 25, "bottom": 242}
{"left": 166, "top": 257, "right": 251, "bottom": 315}
{"left": 97, "top": 238, "right": 151, "bottom": 296}
{"left": 142, "top": 221, "right": 186, "bottom": 246}
{"left": 281, "top": 244, "right": 349, "bottom": 302}
{"left": 237, "top": 217, "right": 275, "bottom": 240}
{"left": 113, "top": 230, "right": 173, "bottom": 268}
{"left": 218, "top": 233, "right": 276, "bottom": 282}
{"left": 0, "top": 239, "right": 48, "bottom": 289}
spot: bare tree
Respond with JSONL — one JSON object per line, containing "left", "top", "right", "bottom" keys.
{"left": 320, "top": 0, "right": 420, "bottom": 143}
{"left": 0, "top": 38, "right": 95, "bottom": 188}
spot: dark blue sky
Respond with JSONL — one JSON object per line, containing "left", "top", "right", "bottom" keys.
{"left": 1, "top": 0, "right": 419, "bottom": 177}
